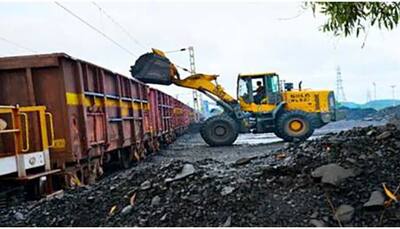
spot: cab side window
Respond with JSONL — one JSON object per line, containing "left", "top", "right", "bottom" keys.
{"left": 266, "top": 76, "right": 279, "bottom": 93}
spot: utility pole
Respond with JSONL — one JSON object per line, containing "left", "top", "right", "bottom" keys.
{"left": 188, "top": 46, "right": 202, "bottom": 112}
{"left": 390, "top": 85, "right": 396, "bottom": 107}
{"left": 166, "top": 46, "right": 202, "bottom": 112}
{"left": 336, "top": 66, "right": 347, "bottom": 102}
{"left": 366, "top": 89, "right": 371, "bottom": 103}
{"left": 372, "top": 82, "right": 377, "bottom": 100}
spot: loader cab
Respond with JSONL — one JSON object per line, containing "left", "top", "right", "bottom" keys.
{"left": 237, "top": 73, "right": 282, "bottom": 112}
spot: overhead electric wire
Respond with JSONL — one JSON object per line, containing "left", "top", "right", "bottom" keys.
{"left": 165, "top": 48, "right": 187, "bottom": 53}
{"left": 162, "top": 47, "right": 192, "bottom": 73}
{"left": 0, "top": 36, "right": 37, "bottom": 53}
{"left": 277, "top": 3, "right": 307, "bottom": 21}
{"left": 54, "top": 1, "right": 138, "bottom": 57}
{"left": 176, "top": 65, "right": 190, "bottom": 72}
{"left": 91, "top": 2, "right": 148, "bottom": 51}
{"left": 277, "top": 9, "right": 306, "bottom": 21}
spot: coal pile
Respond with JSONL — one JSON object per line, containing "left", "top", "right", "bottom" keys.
{"left": 367, "top": 105, "right": 400, "bottom": 121}
{"left": 338, "top": 107, "right": 377, "bottom": 120}
{"left": 280, "top": 121, "right": 400, "bottom": 226}
{"left": 2, "top": 122, "right": 400, "bottom": 226}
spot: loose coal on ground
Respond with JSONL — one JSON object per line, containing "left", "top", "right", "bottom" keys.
{"left": 2, "top": 121, "right": 400, "bottom": 226}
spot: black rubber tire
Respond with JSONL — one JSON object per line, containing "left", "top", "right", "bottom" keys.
{"left": 273, "top": 130, "right": 284, "bottom": 138}
{"left": 312, "top": 116, "right": 326, "bottom": 128}
{"left": 200, "top": 114, "right": 239, "bottom": 146}
{"left": 275, "top": 110, "right": 315, "bottom": 142}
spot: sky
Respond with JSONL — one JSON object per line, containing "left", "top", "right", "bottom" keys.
{"left": 1, "top": 1, "right": 399, "bottom": 107}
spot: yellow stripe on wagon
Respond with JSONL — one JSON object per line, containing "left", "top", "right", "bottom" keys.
{"left": 65, "top": 92, "right": 149, "bottom": 116}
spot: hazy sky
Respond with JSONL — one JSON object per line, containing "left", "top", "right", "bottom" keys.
{"left": 1, "top": 1, "right": 399, "bottom": 106}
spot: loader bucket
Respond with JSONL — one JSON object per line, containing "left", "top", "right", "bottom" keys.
{"left": 130, "top": 52, "right": 174, "bottom": 85}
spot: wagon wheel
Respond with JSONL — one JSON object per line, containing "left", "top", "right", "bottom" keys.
{"left": 119, "top": 149, "right": 134, "bottom": 169}
{"left": 139, "top": 143, "right": 146, "bottom": 159}
{"left": 153, "top": 138, "right": 160, "bottom": 152}
{"left": 145, "top": 140, "right": 156, "bottom": 154}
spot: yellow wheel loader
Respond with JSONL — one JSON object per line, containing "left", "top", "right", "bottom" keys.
{"left": 131, "top": 49, "right": 336, "bottom": 146}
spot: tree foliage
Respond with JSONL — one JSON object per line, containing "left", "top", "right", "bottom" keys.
{"left": 306, "top": 2, "right": 400, "bottom": 37}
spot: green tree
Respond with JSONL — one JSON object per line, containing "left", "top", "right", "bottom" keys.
{"left": 306, "top": 2, "right": 400, "bottom": 37}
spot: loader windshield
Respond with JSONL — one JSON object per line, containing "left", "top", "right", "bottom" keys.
{"left": 238, "top": 78, "right": 251, "bottom": 103}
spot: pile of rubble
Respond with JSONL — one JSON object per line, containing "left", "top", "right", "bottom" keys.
{"left": 1, "top": 122, "right": 400, "bottom": 226}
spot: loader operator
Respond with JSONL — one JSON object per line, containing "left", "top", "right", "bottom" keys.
{"left": 254, "top": 81, "right": 265, "bottom": 104}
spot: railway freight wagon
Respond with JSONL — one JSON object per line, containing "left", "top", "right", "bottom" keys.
{"left": 172, "top": 99, "right": 195, "bottom": 135}
{"left": 0, "top": 53, "right": 195, "bottom": 197}
{"left": 148, "top": 88, "right": 176, "bottom": 147}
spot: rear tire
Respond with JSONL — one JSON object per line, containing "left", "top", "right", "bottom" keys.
{"left": 275, "top": 110, "right": 314, "bottom": 142}
{"left": 200, "top": 114, "right": 239, "bottom": 146}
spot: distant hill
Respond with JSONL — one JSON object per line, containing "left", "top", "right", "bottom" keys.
{"left": 339, "top": 102, "right": 361, "bottom": 109}
{"left": 339, "top": 99, "right": 400, "bottom": 110}
{"left": 362, "top": 100, "right": 400, "bottom": 110}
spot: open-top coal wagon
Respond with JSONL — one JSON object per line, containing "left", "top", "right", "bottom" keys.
{"left": 0, "top": 53, "right": 197, "bottom": 199}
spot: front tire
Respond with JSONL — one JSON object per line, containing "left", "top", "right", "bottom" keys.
{"left": 200, "top": 114, "right": 239, "bottom": 146}
{"left": 275, "top": 110, "right": 314, "bottom": 142}
{"left": 273, "top": 130, "right": 283, "bottom": 138}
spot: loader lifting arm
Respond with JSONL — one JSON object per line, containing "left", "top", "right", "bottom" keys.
{"left": 172, "top": 74, "right": 235, "bottom": 103}
{"left": 131, "top": 49, "right": 244, "bottom": 118}
{"left": 171, "top": 73, "right": 241, "bottom": 113}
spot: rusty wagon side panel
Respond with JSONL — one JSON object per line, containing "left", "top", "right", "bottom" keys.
{"left": 0, "top": 53, "right": 152, "bottom": 170}
{"left": 171, "top": 99, "right": 194, "bottom": 135}
{"left": 60, "top": 57, "right": 151, "bottom": 165}
{"left": 0, "top": 54, "right": 72, "bottom": 168}
{"left": 148, "top": 88, "right": 173, "bottom": 136}
{"left": 0, "top": 52, "right": 197, "bottom": 193}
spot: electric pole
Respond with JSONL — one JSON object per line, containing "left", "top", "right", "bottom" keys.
{"left": 372, "top": 82, "right": 377, "bottom": 100}
{"left": 167, "top": 46, "right": 202, "bottom": 112}
{"left": 188, "top": 46, "right": 202, "bottom": 112}
{"left": 390, "top": 85, "right": 396, "bottom": 107}
{"left": 366, "top": 89, "right": 371, "bottom": 103}
{"left": 336, "top": 66, "right": 347, "bottom": 102}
